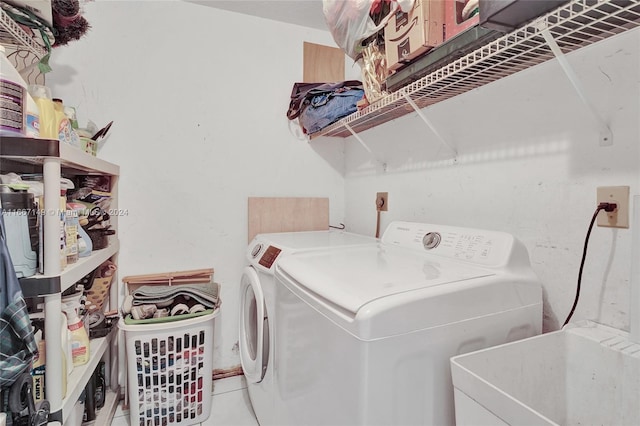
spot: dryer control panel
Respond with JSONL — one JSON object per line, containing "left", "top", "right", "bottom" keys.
{"left": 382, "top": 221, "right": 517, "bottom": 267}
{"left": 259, "top": 246, "right": 282, "bottom": 269}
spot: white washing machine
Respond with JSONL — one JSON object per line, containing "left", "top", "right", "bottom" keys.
{"left": 239, "top": 230, "right": 379, "bottom": 426}
{"left": 273, "top": 221, "right": 543, "bottom": 426}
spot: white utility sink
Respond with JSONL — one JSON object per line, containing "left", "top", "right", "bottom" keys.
{"left": 450, "top": 320, "right": 640, "bottom": 425}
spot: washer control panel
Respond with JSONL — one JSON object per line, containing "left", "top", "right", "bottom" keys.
{"left": 383, "top": 221, "right": 515, "bottom": 267}
{"left": 258, "top": 245, "right": 282, "bottom": 269}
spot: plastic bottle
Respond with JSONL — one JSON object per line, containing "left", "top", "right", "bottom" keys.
{"left": 0, "top": 45, "right": 27, "bottom": 136}
{"left": 64, "top": 209, "right": 79, "bottom": 264}
{"left": 60, "top": 314, "right": 70, "bottom": 396}
{"left": 63, "top": 303, "right": 90, "bottom": 366}
{"left": 61, "top": 311, "right": 73, "bottom": 377}
{"left": 60, "top": 194, "right": 67, "bottom": 270}
{"left": 95, "top": 362, "right": 106, "bottom": 409}
{"left": 52, "top": 98, "right": 76, "bottom": 146}
{"left": 28, "top": 84, "right": 57, "bottom": 139}
{"left": 30, "top": 316, "right": 69, "bottom": 400}
{"left": 31, "top": 328, "right": 47, "bottom": 403}
{"left": 64, "top": 105, "right": 79, "bottom": 129}
{"left": 25, "top": 94, "right": 40, "bottom": 137}
{"left": 77, "top": 224, "right": 92, "bottom": 257}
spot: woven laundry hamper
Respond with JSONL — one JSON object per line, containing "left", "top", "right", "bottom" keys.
{"left": 119, "top": 310, "right": 219, "bottom": 426}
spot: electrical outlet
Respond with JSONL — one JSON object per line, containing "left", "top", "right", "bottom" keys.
{"left": 597, "top": 186, "right": 630, "bottom": 228}
{"left": 376, "top": 192, "right": 388, "bottom": 211}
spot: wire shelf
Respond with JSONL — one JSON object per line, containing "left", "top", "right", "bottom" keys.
{"left": 0, "top": 7, "right": 47, "bottom": 84}
{"left": 0, "top": 7, "right": 46, "bottom": 57}
{"left": 311, "top": 0, "right": 640, "bottom": 139}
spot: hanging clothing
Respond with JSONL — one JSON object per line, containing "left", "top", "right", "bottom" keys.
{"left": 0, "top": 209, "right": 38, "bottom": 389}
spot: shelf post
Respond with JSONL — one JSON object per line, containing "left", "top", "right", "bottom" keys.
{"left": 537, "top": 22, "right": 613, "bottom": 146}
{"left": 401, "top": 92, "right": 458, "bottom": 156}
{"left": 42, "top": 158, "right": 64, "bottom": 418}
{"left": 43, "top": 158, "right": 61, "bottom": 277}
{"left": 44, "top": 294, "right": 63, "bottom": 417}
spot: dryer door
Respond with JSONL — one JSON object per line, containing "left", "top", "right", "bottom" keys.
{"left": 239, "top": 266, "right": 268, "bottom": 383}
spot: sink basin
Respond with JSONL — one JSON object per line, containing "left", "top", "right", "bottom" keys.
{"left": 450, "top": 320, "right": 640, "bottom": 425}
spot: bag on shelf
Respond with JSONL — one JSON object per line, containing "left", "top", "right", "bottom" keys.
{"left": 322, "top": 0, "right": 414, "bottom": 60}
{"left": 287, "top": 81, "right": 365, "bottom": 135}
{"left": 360, "top": 32, "right": 389, "bottom": 104}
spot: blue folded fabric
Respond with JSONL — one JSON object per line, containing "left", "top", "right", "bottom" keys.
{"left": 299, "top": 88, "right": 364, "bottom": 134}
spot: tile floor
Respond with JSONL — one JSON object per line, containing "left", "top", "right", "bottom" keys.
{"left": 110, "top": 376, "right": 259, "bottom": 426}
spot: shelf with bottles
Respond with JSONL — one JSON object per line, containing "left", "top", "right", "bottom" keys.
{"left": 1, "top": 137, "right": 119, "bottom": 278}
{"left": 18, "top": 241, "right": 119, "bottom": 297}
{"left": 1, "top": 134, "right": 120, "bottom": 424}
{"left": 62, "top": 333, "right": 115, "bottom": 425}
{"left": 1, "top": 137, "right": 120, "bottom": 296}
{"left": 0, "top": 136, "right": 119, "bottom": 176}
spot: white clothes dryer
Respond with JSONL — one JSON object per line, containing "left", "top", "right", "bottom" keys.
{"left": 273, "top": 221, "right": 543, "bottom": 426}
{"left": 239, "top": 230, "right": 378, "bottom": 426}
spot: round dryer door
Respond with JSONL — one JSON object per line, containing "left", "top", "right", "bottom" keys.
{"left": 239, "top": 266, "right": 269, "bottom": 383}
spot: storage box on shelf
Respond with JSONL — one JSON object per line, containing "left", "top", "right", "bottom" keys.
{"left": 385, "top": 25, "right": 499, "bottom": 92}
{"left": 444, "top": 0, "right": 480, "bottom": 42}
{"left": 386, "top": 0, "right": 571, "bottom": 92}
{"left": 310, "top": 0, "right": 640, "bottom": 140}
{"left": 384, "top": 0, "right": 445, "bottom": 71}
{"left": 0, "top": 136, "right": 121, "bottom": 425}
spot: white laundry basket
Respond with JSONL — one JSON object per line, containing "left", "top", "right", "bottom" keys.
{"left": 120, "top": 310, "right": 219, "bottom": 426}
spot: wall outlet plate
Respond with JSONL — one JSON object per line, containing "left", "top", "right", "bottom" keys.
{"left": 597, "top": 186, "right": 630, "bottom": 228}
{"left": 376, "top": 192, "right": 388, "bottom": 211}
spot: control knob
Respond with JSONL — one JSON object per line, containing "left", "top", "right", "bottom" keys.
{"left": 251, "top": 243, "right": 263, "bottom": 258}
{"left": 422, "top": 232, "right": 441, "bottom": 250}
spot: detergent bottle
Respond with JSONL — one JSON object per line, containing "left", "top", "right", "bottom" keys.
{"left": 0, "top": 45, "right": 27, "bottom": 136}
{"left": 28, "top": 84, "right": 57, "bottom": 140}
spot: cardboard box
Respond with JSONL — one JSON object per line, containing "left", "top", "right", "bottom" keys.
{"left": 385, "top": 0, "right": 445, "bottom": 71}
{"left": 445, "top": 0, "right": 480, "bottom": 42}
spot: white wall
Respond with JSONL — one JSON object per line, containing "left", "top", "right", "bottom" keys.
{"left": 45, "top": 0, "right": 639, "bottom": 376}
{"left": 46, "top": 1, "right": 346, "bottom": 371}
{"left": 336, "top": 28, "right": 639, "bottom": 332}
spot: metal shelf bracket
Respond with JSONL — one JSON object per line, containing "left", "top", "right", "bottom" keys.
{"left": 538, "top": 22, "right": 613, "bottom": 146}
{"left": 401, "top": 92, "right": 458, "bottom": 157}
{"left": 344, "top": 123, "right": 388, "bottom": 172}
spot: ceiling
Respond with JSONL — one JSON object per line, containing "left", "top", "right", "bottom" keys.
{"left": 187, "top": 1, "right": 328, "bottom": 31}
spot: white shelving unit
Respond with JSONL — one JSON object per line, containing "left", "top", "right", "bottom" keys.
{"left": 311, "top": 0, "right": 640, "bottom": 142}
{"left": 0, "top": 137, "right": 121, "bottom": 425}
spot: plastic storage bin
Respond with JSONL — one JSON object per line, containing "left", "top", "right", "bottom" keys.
{"left": 450, "top": 320, "right": 640, "bottom": 425}
{"left": 120, "top": 310, "right": 219, "bottom": 426}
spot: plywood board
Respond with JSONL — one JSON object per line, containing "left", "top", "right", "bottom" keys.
{"left": 248, "top": 197, "right": 329, "bottom": 242}
{"left": 303, "top": 42, "right": 345, "bottom": 83}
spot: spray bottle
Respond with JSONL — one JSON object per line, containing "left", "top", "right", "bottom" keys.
{"left": 62, "top": 302, "right": 90, "bottom": 366}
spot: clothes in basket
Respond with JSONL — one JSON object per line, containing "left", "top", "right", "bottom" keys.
{"left": 122, "top": 281, "right": 220, "bottom": 321}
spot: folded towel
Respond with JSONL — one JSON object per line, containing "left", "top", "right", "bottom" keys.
{"left": 132, "top": 282, "right": 220, "bottom": 309}
{"left": 124, "top": 309, "right": 216, "bottom": 325}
